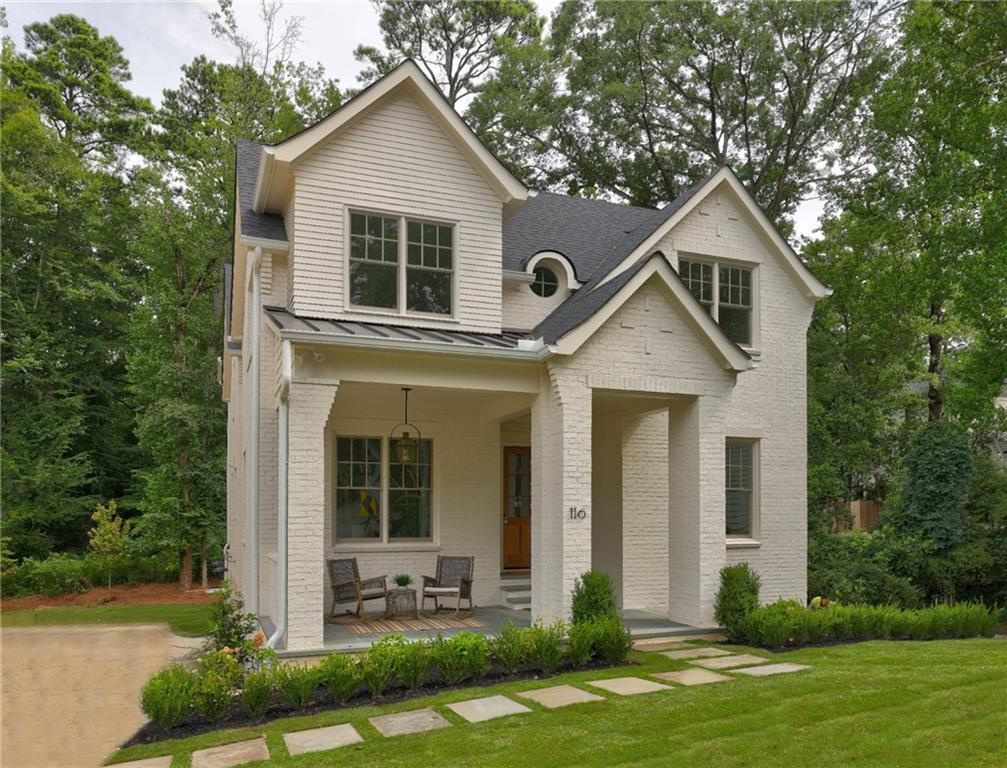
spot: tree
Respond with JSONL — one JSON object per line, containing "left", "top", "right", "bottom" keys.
{"left": 88, "top": 499, "right": 132, "bottom": 590}
{"left": 1, "top": 30, "right": 143, "bottom": 558}
{"left": 471, "top": 0, "right": 892, "bottom": 230}
{"left": 354, "top": 0, "right": 542, "bottom": 108}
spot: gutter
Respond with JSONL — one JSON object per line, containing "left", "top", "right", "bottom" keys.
{"left": 275, "top": 328, "right": 556, "bottom": 361}
{"left": 247, "top": 247, "right": 262, "bottom": 615}
{"left": 267, "top": 340, "right": 292, "bottom": 649}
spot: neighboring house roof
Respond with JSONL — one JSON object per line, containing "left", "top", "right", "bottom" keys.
{"left": 503, "top": 192, "right": 657, "bottom": 282}
{"left": 236, "top": 138, "right": 287, "bottom": 242}
{"left": 264, "top": 306, "right": 533, "bottom": 357}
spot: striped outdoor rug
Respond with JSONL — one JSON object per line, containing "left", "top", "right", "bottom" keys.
{"left": 333, "top": 614, "right": 488, "bottom": 635}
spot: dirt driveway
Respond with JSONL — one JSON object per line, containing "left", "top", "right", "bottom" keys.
{"left": 1, "top": 624, "right": 202, "bottom": 768}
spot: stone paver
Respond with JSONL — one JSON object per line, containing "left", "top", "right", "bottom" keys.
{"left": 113, "top": 757, "right": 173, "bottom": 768}
{"left": 734, "top": 663, "right": 810, "bottom": 677}
{"left": 447, "top": 695, "right": 532, "bottom": 723}
{"left": 369, "top": 707, "right": 453, "bottom": 737}
{"left": 633, "top": 638, "right": 696, "bottom": 652}
{"left": 662, "top": 647, "right": 733, "bottom": 660}
{"left": 1, "top": 624, "right": 196, "bottom": 768}
{"left": 690, "top": 653, "right": 769, "bottom": 670}
{"left": 284, "top": 723, "right": 363, "bottom": 755}
{"left": 652, "top": 669, "right": 733, "bottom": 686}
{"left": 518, "top": 684, "right": 605, "bottom": 709}
{"left": 191, "top": 737, "right": 269, "bottom": 768}
{"left": 587, "top": 676, "right": 672, "bottom": 696}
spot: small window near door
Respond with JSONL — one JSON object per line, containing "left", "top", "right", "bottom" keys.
{"left": 726, "top": 439, "right": 756, "bottom": 538}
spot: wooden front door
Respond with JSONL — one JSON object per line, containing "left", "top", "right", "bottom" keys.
{"left": 503, "top": 447, "right": 531, "bottom": 569}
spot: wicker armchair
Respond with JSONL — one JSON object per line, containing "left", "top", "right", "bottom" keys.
{"left": 421, "top": 555, "right": 475, "bottom": 616}
{"left": 327, "top": 558, "right": 387, "bottom": 617}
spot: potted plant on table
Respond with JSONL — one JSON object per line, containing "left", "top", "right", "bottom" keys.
{"left": 393, "top": 574, "right": 413, "bottom": 589}
{"left": 388, "top": 574, "right": 417, "bottom": 618}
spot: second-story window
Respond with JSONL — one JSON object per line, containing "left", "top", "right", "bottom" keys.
{"left": 679, "top": 258, "right": 753, "bottom": 346}
{"left": 349, "top": 211, "right": 454, "bottom": 316}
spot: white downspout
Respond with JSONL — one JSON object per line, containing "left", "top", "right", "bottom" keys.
{"left": 247, "top": 246, "right": 262, "bottom": 615}
{"left": 268, "top": 339, "right": 292, "bottom": 649}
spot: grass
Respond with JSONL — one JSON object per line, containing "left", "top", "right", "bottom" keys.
{"left": 0, "top": 603, "right": 212, "bottom": 636}
{"left": 106, "top": 638, "right": 1007, "bottom": 767}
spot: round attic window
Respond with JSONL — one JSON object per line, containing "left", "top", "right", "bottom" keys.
{"left": 531, "top": 266, "right": 559, "bottom": 297}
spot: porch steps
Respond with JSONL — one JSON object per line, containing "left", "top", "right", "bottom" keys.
{"left": 500, "top": 574, "right": 531, "bottom": 611}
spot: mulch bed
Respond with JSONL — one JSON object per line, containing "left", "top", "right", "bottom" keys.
{"left": 1, "top": 581, "right": 219, "bottom": 611}
{"left": 122, "top": 658, "right": 636, "bottom": 748}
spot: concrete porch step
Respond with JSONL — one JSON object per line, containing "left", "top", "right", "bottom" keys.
{"left": 500, "top": 581, "right": 531, "bottom": 592}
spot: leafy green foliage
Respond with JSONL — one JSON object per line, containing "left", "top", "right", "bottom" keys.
{"left": 318, "top": 653, "right": 360, "bottom": 703}
{"left": 273, "top": 663, "right": 318, "bottom": 710}
{"left": 393, "top": 637, "right": 431, "bottom": 690}
{"left": 808, "top": 531, "right": 922, "bottom": 608}
{"left": 571, "top": 569, "right": 618, "bottom": 624}
{"left": 491, "top": 621, "right": 528, "bottom": 675}
{"left": 526, "top": 621, "right": 566, "bottom": 674}
{"left": 88, "top": 500, "right": 132, "bottom": 590}
{"left": 193, "top": 669, "right": 235, "bottom": 722}
{"left": 205, "top": 582, "right": 258, "bottom": 655}
{"left": 140, "top": 665, "right": 196, "bottom": 729}
{"left": 361, "top": 636, "right": 399, "bottom": 697}
{"left": 741, "top": 599, "right": 997, "bottom": 649}
{"left": 590, "top": 617, "right": 633, "bottom": 665}
{"left": 431, "top": 632, "right": 491, "bottom": 685}
{"left": 714, "top": 564, "right": 761, "bottom": 642}
{"left": 0, "top": 552, "right": 178, "bottom": 598}
{"left": 566, "top": 621, "right": 596, "bottom": 668}
{"left": 240, "top": 669, "right": 273, "bottom": 719}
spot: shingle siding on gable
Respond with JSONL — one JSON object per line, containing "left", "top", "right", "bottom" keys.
{"left": 290, "top": 91, "right": 503, "bottom": 332}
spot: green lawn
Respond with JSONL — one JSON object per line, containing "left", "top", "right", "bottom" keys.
{"left": 107, "top": 638, "right": 1007, "bottom": 768}
{"left": 0, "top": 603, "right": 212, "bottom": 636}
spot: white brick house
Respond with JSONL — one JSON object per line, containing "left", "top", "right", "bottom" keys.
{"left": 222, "top": 60, "right": 830, "bottom": 653}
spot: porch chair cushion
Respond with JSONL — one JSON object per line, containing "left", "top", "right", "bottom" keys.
{"left": 421, "top": 555, "right": 475, "bottom": 615}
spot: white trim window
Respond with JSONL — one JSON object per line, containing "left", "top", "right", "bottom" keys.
{"left": 679, "top": 258, "right": 753, "bottom": 346}
{"left": 334, "top": 435, "right": 434, "bottom": 543}
{"left": 725, "top": 439, "right": 757, "bottom": 538}
{"left": 348, "top": 210, "right": 454, "bottom": 316}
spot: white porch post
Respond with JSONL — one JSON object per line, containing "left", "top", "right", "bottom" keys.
{"left": 667, "top": 396, "right": 725, "bottom": 627}
{"left": 530, "top": 365, "right": 592, "bottom": 621}
{"left": 285, "top": 379, "right": 339, "bottom": 651}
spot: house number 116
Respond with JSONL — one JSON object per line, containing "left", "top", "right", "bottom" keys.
{"left": 568, "top": 507, "right": 587, "bottom": 521}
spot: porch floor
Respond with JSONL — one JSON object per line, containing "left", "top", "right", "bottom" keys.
{"left": 278, "top": 607, "right": 715, "bottom": 655}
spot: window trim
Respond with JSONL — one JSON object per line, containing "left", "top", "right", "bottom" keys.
{"left": 344, "top": 206, "right": 457, "bottom": 320}
{"left": 529, "top": 266, "right": 559, "bottom": 297}
{"left": 677, "top": 254, "right": 759, "bottom": 350}
{"left": 332, "top": 434, "right": 437, "bottom": 546}
{"left": 725, "top": 437, "right": 760, "bottom": 542}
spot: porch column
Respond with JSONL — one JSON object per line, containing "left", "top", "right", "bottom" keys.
{"left": 531, "top": 365, "right": 592, "bottom": 621}
{"left": 667, "top": 396, "right": 725, "bottom": 627}
{"left": 285, "top": 379, "right": 339, "bottom": 651}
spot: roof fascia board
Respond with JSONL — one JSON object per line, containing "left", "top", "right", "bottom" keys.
{"left": 596, "top": 168, "right": 830, "bottom": 300}
{"left": 268, "top": 61, "right": 527, "bottom": 204}
{"left": 596, "top": 169, "right": 730, "bottom": 289}
{"left": 239, "top": 235, "right": 289, "bottom": 252}
{"left": 275, "top": 327, "right": 553, "bottom": 362}
{"left": 251, "top": 148, "right": 274, "bottom": 214}
{"left": 553, "top": 256, "right": 753, "bottom": 372}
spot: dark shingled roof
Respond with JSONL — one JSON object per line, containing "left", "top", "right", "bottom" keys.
{"left": 236, "top": 139, "right": 287, "bottom": 241}
{"left": 502, "top": 192, "right": 655, "bottom": 282}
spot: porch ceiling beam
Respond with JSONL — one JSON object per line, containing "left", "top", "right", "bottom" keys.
{"left": 478, "top": 393, "right": 534, "bottom": 423}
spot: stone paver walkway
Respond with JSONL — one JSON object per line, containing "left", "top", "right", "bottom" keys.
{"left": 284, "top": 723, "right": 363, "bottom": 755}
{"left": 734, "top": 662, "right": 810, "bottom": 677}
{"left": 690, "top": 653, "right": 769, "bottom": 670}
{"left": 369, "top": 707, "right": 453, "bottom": 737}
{"left": 652, "top": 668, "right": 733, "bottom": 686}
{"left": 587, "top": 677, "right": 672, "bottom": 696}
{"left": 448, "top": 694, "right": 532, "bottom": 723}
{"left": 663, "top": 647, "right": 733, "bottom": 660}
{"left": 518, "top": 684, "right": 605, "bottom": 709}
{"left": 632, "top": 638, "right": 695, "bottom": 652}
{"left": 191, "top": 737, "right": 269, "bottom": 768}
{"left": 114, "top": 757, "right": 173, "bottom": 768}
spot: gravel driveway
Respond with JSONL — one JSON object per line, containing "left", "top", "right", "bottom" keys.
{"left": 1, "top": 624, "right": 202, "bottom": 768}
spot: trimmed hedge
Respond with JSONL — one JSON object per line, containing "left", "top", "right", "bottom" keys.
{"left": 741, "top": 600, "right": 998, "bottom": 649}
{"left": 1, "top": 552, "right": 179, "bottom": 598}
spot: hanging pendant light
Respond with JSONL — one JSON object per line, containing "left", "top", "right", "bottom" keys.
{"left": 392, "top": 387, "right": 420, "bottom": 465}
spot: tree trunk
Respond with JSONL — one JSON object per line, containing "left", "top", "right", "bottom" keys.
{"left": 927, "top": 300, "right": 945, "bottom": 421}
{"left": 200, "top": 534, "right": 208, "bottom": 589}
{"left": 180, "top": 548, "right": 193, "bottom": 591}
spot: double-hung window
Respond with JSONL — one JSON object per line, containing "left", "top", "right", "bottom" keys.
{"left": 725, "top": 439, "right": 757, "bottom": 538}
{"left": 679, "top": 258, "right": 753, "bottom": 346}
{"left": 335, "top": 436, "right": 434, "bottom": 543}
{"left": 349, "top": 210, "right": 453, "bottom": 316}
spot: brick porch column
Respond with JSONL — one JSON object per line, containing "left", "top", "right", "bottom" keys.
{"left": 285, "top": 380, "right": 339, "bottom": 651}
{"left": 531, "top": 365, "right": 592, "bottom": 621}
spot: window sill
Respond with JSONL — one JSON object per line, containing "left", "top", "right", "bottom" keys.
{"left": 741, "top": 347, "right": 762, "bottom": 360}
{"left": 726, "top": 538, "right": 761, "bottom": 549}
{"left": 345, "top": 307, "right": 460, "bottom": 325}
{"left": 329, "top": 542, "right": 441, "bottom": 554}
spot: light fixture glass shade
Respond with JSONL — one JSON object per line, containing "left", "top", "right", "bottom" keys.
{"left": 396, "top": 431, "right": 418, "bottom": 465}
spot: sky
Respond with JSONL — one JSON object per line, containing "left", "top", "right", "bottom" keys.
{"left": 4, "top": 0, "right": 824, "bottom": 239}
